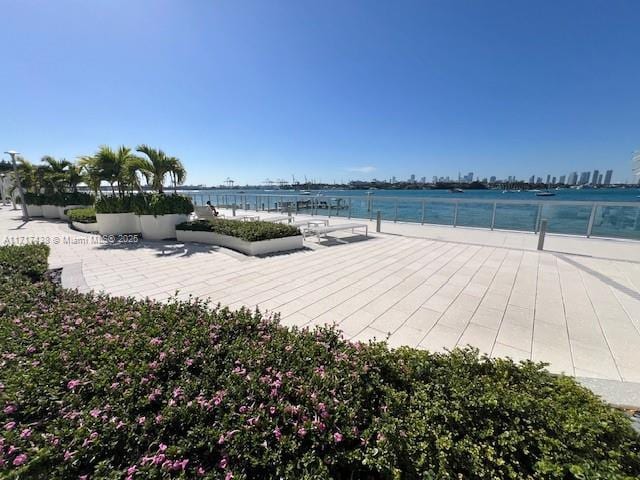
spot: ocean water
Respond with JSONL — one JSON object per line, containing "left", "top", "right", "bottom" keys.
{"left": 183, "top": 187, "right": 640, "bottom": 240}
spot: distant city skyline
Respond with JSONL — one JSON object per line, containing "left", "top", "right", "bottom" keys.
{"left": 2, "top": 1, "right": 639, "bottom": 186}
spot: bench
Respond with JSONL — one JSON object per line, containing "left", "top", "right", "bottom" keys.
{"left": 193, "top": 206, "right": 225, "bottom": 219}
{"left": 264, "top": 216, "right": 294, "bottom": 224}
{"left": 305, "top": 223, "right": 368, "bottom": 242}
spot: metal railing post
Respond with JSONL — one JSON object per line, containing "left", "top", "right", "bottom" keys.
{"left": 232, "top": 204, "right": 237, "bottom": 217}
{"left": 421, "top": 200, "right": 425, "bottom": 225}
{"left": 490, "top": 202, "right": 497, "bottom": 230}
{"left": 453, "top": 201, "right": 459, "bottom": 227}
{"left": 348, "top": 198, "right": 352, "bottom": 219}
{"left": 376, "top": 210, "right": 381, "bottom": 232}
{"left": 394, "top": 199, "right": 398, "bottom": 223}
{"left": 534, "top": 203, "right": 543, "bottom": 233}
{"left": 537, "top": 219, "right": 548, "bottom": 250}
{"left": 586, "top": 203, "right": 597, "bottom": 237}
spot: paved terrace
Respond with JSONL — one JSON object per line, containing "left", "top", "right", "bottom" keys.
{"left": 2, "top": 207, "right": 640, "bottom": 399}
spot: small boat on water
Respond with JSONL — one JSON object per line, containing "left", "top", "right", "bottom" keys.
{"left": 449, "top": 188, "right": 464, "bottom": 193}
{"left": 536, "top": 191, "right": 556, "bottom": 197}
{"left": 503, "top": 189, "right": 521, "bottom": 193}
{"left": 530, "top": 189, "right": 541, "bottom": 193}
{"left": 299, "top": 191, "right": 311, "bottom": 195}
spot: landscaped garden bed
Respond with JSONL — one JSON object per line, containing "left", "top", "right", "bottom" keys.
{"left": 1, "top": 244, "right": 638, "bottom": 478}
{"left": 134, "top": 194, "right": 194, "bottom": 240}
{"left": 176, "top": 218, "right": 303, "bottom": 255}
{"left": 68, "top": 207, "right": 98, "bottom": 233}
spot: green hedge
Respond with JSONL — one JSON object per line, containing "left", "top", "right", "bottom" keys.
{"left": 133, "top": 194, "right": 194, "bottom": 216}
{"left": 0, "top": 243, "right": 49, "bottom": 281}
{"left": 68, "top": 207, "right": 97, "bottom": 224}
{"left": 177, "top": 218, "right": 301, "bottom": 242}
{"left": 21, "top": 192, "right": 94, "bottom": 207}
{"left": 0, "top": 245, "right": 639, "bottom": 478}
{"left": 96, "top": 194, "right": 194, "bottom": 215}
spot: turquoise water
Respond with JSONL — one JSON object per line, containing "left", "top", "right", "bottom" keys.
{"left": 183, "top": 188, "right": 640, "bottom": 240}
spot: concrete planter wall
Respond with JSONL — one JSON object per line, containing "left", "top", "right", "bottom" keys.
{"left": 72, "top": 221, "right": 99, "bottom": 233}
{"left": 96, "top": 212, "right": 141, "bottom": 235}
{"left": 59, "top": 205, "right": 92, "bottom": 221}
{"left": 26, "top": 204, "right": 43, "bottom": 217}
{"left": 139, "top": 214, "right": 188, "bottom": 240}
{"left": 42, "top": 204, "right": 59, "bottom": 219}
{"left": 176, "top": 229, "right": 303, "bottom": 256}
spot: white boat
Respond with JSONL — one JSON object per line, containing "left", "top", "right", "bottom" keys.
{"left": 536, "top": 191, "right": 556, "bottom": 197}
{"left": 299, "top": 191, "right": 311, "bottom": 195}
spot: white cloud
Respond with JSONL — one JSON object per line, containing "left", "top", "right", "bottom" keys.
{"left": 346, "top": 165, "right": 376, "bottom": 173}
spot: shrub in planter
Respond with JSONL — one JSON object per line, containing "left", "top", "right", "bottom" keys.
{"left": 133, "top": 194, "right": 194, "bottom": 240}
{"left": 95, "top": 196, "right": 141, "bottom": 234}
{"left": 20, "top": 193, "right": 44, "bottom": 216}
{"left": 132, "top": 193, "right": 194, "bottom": 216}
{"left": 0, "top": 245, "right": 639, "bottom": 479}
{"left": 61, "top": 192, "right": 95, "bottom": 206}
{"left": 68, "top": 207, "right": 97, "bottom": 224}
{"left": 177, "top": 218, "right": 300, "bottom": 242}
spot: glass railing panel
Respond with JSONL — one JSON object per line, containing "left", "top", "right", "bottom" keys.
{"left": 424, "top": 201, "right": 455, "bottom": 226}
{"left": 591, "top": 205, "right": 640, "bottom": 240}
{"left": 396, "top": 199, "right": 422, "bottom": 222}
{"left": 542, "top": 204, "right": 591, "bottom": 235}
{"left": 493, "top": 203, "right": 538, "bottom": 232}
{"left": 456, "top": 202, "right": 493, "bottom": 228}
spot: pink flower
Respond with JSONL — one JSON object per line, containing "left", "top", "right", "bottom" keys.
{"left": 225, "top": 472, "right": 234, "bottom": 480}
{"left": 219, "top": 458, "right": 228, "bottom": 469}
{"left": 64, "top": 450, "right": 76, "bottom": 461}
{"left": 297, "top": 427, "right": 307, "bottom": 438}
{"left": 196, "top": 466, "right": 206, "bottom": 476}
{"left": 333, "top": 432, "right": 343, "bottom": 443}
{"left": 158, "top": 443, "right": 168, "bottom": 452}
{"left": 127, "top": 465, "right": 137, "bottom": 475}
{"left": 20, "top": 428, "right": 32, "bottom": 439}
{"left": 149, "top": 337, "right": 162, "bottom": 346}
{"left": 3, "top": 404, "right": 16, "bottom": 414}
{"left": 273, "top": 426, "right": 282, "bottom": 441}
{"left": 4, "top": 421, "right": 16, "bottom": 430}
{"left": 67, "top": 380, "right": 81, "bottom": 390}
{"left": 12, "top": 453, "right": 27, "bottom": 466}
{"left": 90, "top": 408, "right": 101, "bottom": 418}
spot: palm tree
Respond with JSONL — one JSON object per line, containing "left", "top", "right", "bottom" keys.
{"left": 41, "top": 156, "right": 72, "bottom": 193}
{"left": 135, "top": 145, "right": 173, "bottom": 193}
{"left": 90, "top": 145, "right": 144, "bottom": 197}
{"left": 167, "top": 156, "right": 186, "bottom": 193}
{"left": 78, "top": 155, "right": 102, "bottom": 197}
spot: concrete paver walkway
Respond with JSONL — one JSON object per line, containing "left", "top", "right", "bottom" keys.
{"left": 2, "top": 207, "right": 640, "bottom": 385}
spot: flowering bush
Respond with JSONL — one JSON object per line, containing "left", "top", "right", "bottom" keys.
{"left": 0, "top": 245, "right": 639, "bottom": 479}
{"left": 177, "top": 219, "right": 301, "bottom": 242}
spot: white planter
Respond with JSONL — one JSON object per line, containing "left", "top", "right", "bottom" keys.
{"left": 138, "top": 214, "right": 188, "bottom": 240}
{"left": 176, "top": 229, "right": 304, "bottom": 256}
{"left": 96, "top": 212, "right": 141, "bottom": 235}
{"left": 72, "top": 221, "right": 99, "bottom": 233}
{"left": 26, "top": 204, "right": 43, "bottom": 217}
{"left": 42, "top": 204, "right": 59, "bottom": 219}
{"left": 59, "top": 205, "right": 92, "bottom": 221}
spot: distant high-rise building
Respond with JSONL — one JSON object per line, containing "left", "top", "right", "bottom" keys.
{"left": 391, "top": 176, "right": 396, "bottom": 183}
{"left": 489, "top": 176, "right": 496, "bottom": 183}
{"left": 567, "top": 172, "right": 578, "bottom": 185}
{"left": 432, "top": 176, "right": 438, "bottom": 184}
{"left": 559, "top": 175, "right": 566, "bottom": 184}
{"left": 420, "top": 176, "right": 426, "bottom": 184}
{"left": 579, "top": 171, "right": 590, "bottom": 185}
{"left": 591, "top": 169, "right": 599, "bottom": 186}
{"left": 409, "top": 174, "right": 416, "bottom": 183}
{"left": 551, "top": 176, "right": 556, "bottom": 184}
{"left": 536, "top": 176, "right": 542, "bottom": 184}
{"left": 528, "top": 175, "right": 535, "bottom": 184}
{"left": 597, "top": 173, "right": 603, "bottom": 185}
{"left": 604, "top": 169, "right": 613, "bottom": 185}
{"left": 546, "top": 174, "right": 551, "bottom": 185}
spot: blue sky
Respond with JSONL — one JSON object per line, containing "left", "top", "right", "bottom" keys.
{"left": 1, "top": 0, "right": 639, "bottom": 185}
